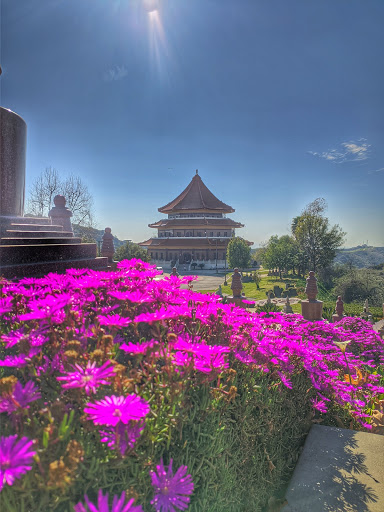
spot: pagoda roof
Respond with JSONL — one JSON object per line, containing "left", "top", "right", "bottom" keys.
{"left": 158, "top": 171, "right": 235, "bottom": 214}
{"left": 149, "top": 218, "right": 243, "bottom": 229}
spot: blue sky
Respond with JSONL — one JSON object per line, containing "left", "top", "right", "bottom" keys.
{"left": 2, "top": 0, "right": 383, "bottom": 247}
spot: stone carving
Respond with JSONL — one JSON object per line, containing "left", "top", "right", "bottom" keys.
{"left": 283, "top": 296, "right": 293, "bottom": 314}
{"left": 217, "top": 284, "right": 223, "bottom": 297}
{"left": 48, "top": 195, "right": 73, "bottom": 233}
{"left": 305, "top": 271, "right": 318, "bottom": 301}
{"left": 335, "top": 296, "right": 344, "bottom": 316}
{"left": 332, "top": 296, "right": 344, "bottom": 323}
{"left": 231, "top": 268, "right": 243, "bottom": 298}
{"left": 171, "top": 267, "right": 179, "bottom": 277}
{"left": 101, "top": 227, "right": 115, "bottom": 263}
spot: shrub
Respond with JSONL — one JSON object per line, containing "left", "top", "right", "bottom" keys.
{"left": 0, "top": 260, "right": 383, "bottom": 511}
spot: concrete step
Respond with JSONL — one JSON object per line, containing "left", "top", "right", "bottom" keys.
{"left": 0, "top": 216, "right": 52, "bottom": 226}
{"left": 9, "top": 223, "right": 64, "bottom": 231}
{"left": 282, "top": 425, "right": 384, "bottom": 512}
{"left": 0, "top": 237, "right": 82, "bottom": 245}
{"left": 0, "top": 243, "right": 97, "bottom": 266}
{"left": 0, "top": 257, "right": 109, "bottom": 279}
{"left": 5, "top": 230, "right": 73, "bottom": 238}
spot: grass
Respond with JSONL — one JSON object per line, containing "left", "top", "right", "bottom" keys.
{"left": 198, "top": 270, "right": 384, "bottom": 321}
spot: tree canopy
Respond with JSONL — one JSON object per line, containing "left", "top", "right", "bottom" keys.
{"left": 262, "top": 235, "right": 297, "bottom": 275}
{"left": 226, "top": 237, "right": 251, "bottom": 269}
{"left": 114, "top": 242, "right": 151, "bottom": 263}
{"left": 292, "top": 198, "right": 345, "bottom": 272}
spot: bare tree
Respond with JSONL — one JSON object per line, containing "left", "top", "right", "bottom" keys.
{"left": 27, "top": 167, "right": 61, "bottom": 217}
{"left": 26, "top": 167, "right": 95, "bottom": 226}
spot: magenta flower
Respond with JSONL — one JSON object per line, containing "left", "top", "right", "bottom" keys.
{"left": 98, "top": 314, "right": 132, "bottom": 328}
{"left": 99, "top": 420, "right": 145, "bottom": 456}
{"left": 150, "top": 459, "right": 194, "bottom": 512}
{"left": 0, "top": 355, "right": 29, "bottom": 368}
{"left": 120, "top": 340, "right": 160, "bottom": 355}
{"left": 84, "top": 395, "right": 150, "bottom": 426}
{"left": 74, "top": 489, "right": 143, "bottom": 512}
{"left": 0, "top": 435, "right": 36, "bottom": 491}
{"left": 57, "top": 361, "right": 115, "bottom": 395}
{"left": 0, "top": 381, "right": 41, "bottom": 413}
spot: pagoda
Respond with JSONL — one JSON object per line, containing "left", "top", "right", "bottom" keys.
{"left": 139, "top": 171, "right": 252, "bottom": 269}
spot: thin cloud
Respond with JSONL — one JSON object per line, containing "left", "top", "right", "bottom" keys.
{"left": 308, "top": 138, "right": 371, "bottom": 163}
{"left": 103, "top": 65, "right": 128, "bottom": 82}
{"left": 368, "top": 167, "right": 384, "bottom": 175}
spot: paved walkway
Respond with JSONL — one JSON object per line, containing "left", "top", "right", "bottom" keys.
{"left": 282, "top": 425, "right": 384, "bottom": 512}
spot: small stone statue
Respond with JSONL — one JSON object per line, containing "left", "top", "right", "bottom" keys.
{"left": 101, "top": 227, "right": 115, "bottom": 263}
{"left": 217, "top": 285, "right": 223, "bottom": 297}
{"left": 231, "top": 268, "right": 243, "bottom": 298}
{"left": 335, "top": 296, "right": 344, "bottom": 317}
{"left": 364, "top": 299, "right": 369, "bottom": 314}
{"left": 283, "top": 295, "right": 293, "bottom": 314}
{"left": 305, "top": 271, "right": 318, "bottom": 302}
{"left": 171, "top": 267, "right": 179, "bottom": 277}
{"left": 48, "top": 195, "right": 73, "bottom": 233}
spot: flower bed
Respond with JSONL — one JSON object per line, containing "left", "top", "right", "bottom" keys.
{"left": 0, "top": 259, "right": 383, "bottom": 511}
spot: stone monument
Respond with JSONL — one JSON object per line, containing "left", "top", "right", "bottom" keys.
{"left": 48, "top": 195, "right": 73, "bottom": 233}
{"left": 301, "top": 271, "right": 323, "bottom": 321}
{"left": 332, "top": 296, "right": 345, "bottom": 323}
{"left": 101, "top": 227, "right": 115, "bottom": 263}
{"left": 0, "top": 67, "right": 109, "bottom": 278}
{"left": 171, "top": 267, "right": 179, "bottom": 277}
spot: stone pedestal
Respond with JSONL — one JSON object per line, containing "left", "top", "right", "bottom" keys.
{"left": 0, "top": 107, "right": 26, "bottom": 217}
{"left": 101, "top": 227, "right": 115, "bottom": 263}
{"left": 332, "top": 314, "right": 344, "bottom": 323}
{"left": 301, "top": 300, "right": 323, "bottom": 321}
{"left": 227, "top": 297, "right": 246, "bottom": 308}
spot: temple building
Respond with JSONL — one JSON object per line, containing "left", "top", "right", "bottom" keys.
{"left": 139, "top": 171, "right": 252, "bottom": 269}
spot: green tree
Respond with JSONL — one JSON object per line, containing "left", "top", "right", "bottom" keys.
{"left": 114, "top": 242, "right": 151, "bottom": 263}
{"left": 262, "top": 235, "right": 297, "bottom": 276}
{"left": 226, "top": 237, "right": 251, "bottom": 269}
{"left": 292, "top": 198, "right": 345, "bottom": 272}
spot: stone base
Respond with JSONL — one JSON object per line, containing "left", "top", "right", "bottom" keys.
{"left": 227, "top": 297, "right": 246, "bottom": 308}
{"left": 301, "top": 300, "right": 323, "bottom": 321}
{"left": 332, "top": 314, "right": 344, "bottom": 323}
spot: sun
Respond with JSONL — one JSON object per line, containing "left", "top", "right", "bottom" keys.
{"left": 143, "top": 0, "right": 159, "bottom": 13}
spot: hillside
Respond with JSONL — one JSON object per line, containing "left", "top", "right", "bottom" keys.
{"left": 335, "top": 246, "right": 384, "bottom": 268}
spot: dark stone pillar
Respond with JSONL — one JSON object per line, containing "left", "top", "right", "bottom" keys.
{"left": 0, "top": 107, "right": 27, "bottom": 217}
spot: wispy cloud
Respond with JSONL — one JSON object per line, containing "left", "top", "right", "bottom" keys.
{"left": 368, "top": 167, "right": 384, "bottom": 175}
{"left": 308, "top": 138, "right": 371, "bottom": 163}
{"left": 103, "top": 65, "right": 128, "bottom": 82}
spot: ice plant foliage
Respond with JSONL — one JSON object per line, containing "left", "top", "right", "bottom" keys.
{"left": 0, "top": 258, "right": 383, "bottom": 508}
{"left": 150, "top": 459, "right": 194, "bottom": 512}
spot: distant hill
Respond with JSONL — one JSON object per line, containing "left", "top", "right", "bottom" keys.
{"left": 72, "top": 224, "right": 127, "bottom": 249}
{"left": 335, "top": 246, "right": 384, "bottom": 268}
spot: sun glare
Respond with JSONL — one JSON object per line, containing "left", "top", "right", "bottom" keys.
{"left": 143, "top": 0, "right": 159, "bottom": 13}
{"left": 146, "top": 2, "right": 171, "bottom": 82}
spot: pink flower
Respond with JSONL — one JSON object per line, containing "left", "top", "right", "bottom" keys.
{"left": 57, "top": 361, "right": 115, "bottom": 395}
{"left": 99, "top": 420, "right": 145, "bottom": 456}
{"left": 150, "top": 459, "right": 194, "bottom": 512}
{"left": 98, "top": 314, "right": 132, "bottom": 328}
{"left": 0, "top": 436, "right": 36, "bottom": 491}
{"left": 0, "top": 381, "right": 41, "bottom": 413}
{"left": 84, "top": 395, "right": 150, "bottom": 426}
{"left": 74, "top": 489, "right": 143, "bottom": 512}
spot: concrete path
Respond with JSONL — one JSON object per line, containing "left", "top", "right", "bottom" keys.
{"left": 282, "top": 425, "right": 384, "bottom": 512}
